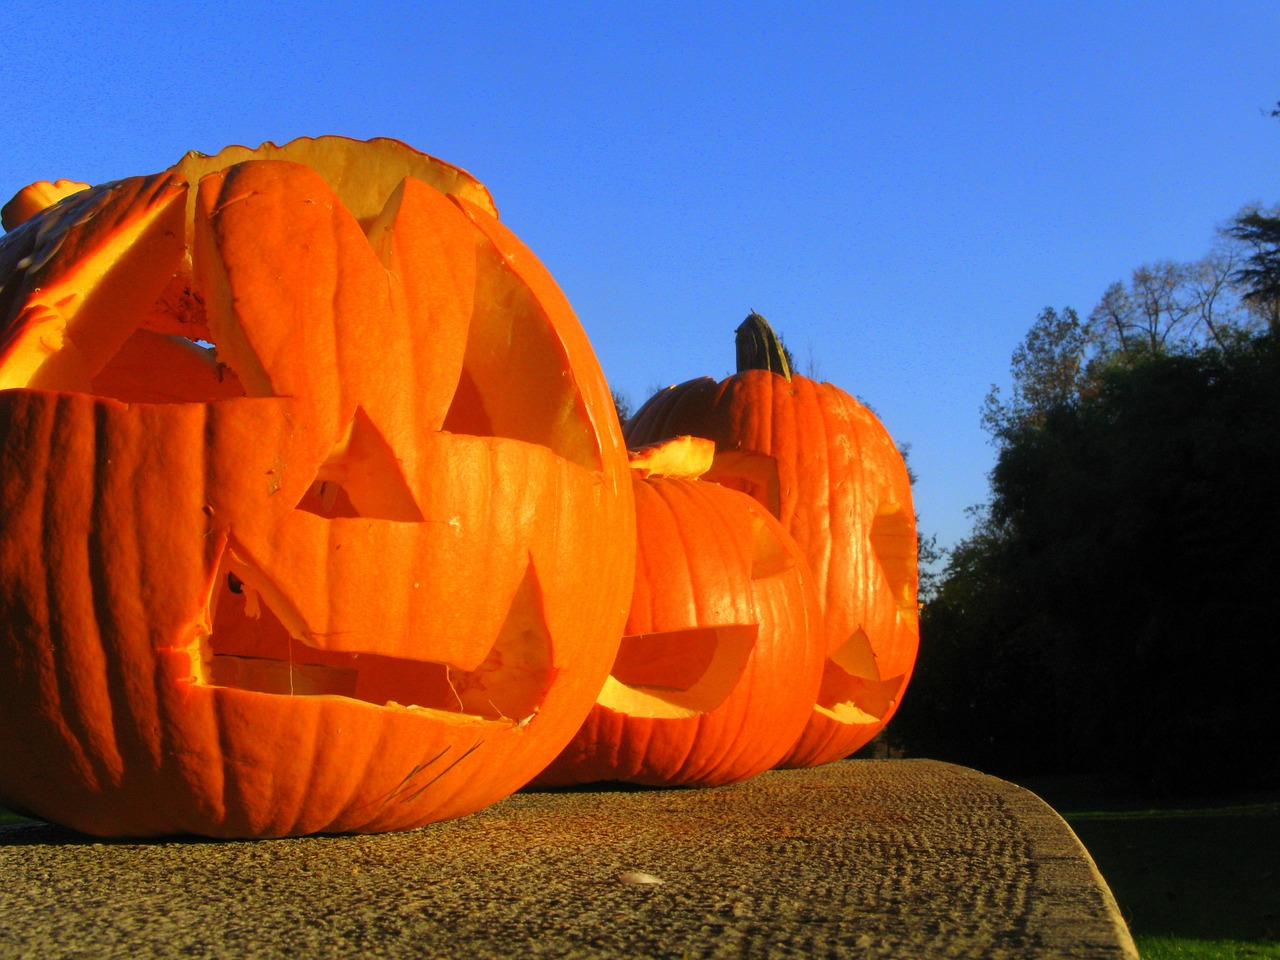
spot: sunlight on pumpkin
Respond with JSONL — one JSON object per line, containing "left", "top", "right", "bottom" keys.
{"left": 871, "top": 504, "right": 918, "bottom": 613}
{"left": 596, "top": 512, "right": 792, "bottom": 720}
{"left": 193, "top": 555, "right": 554, "bottom": 723}
{"left": 0, "top": 143, "right": 591, "bottom": 730}
{"left": 442, "top": 242, "right": 602, "bottom": 473}
{"left": 294, "top": 406, "right": 424, "bottom": 522}
{"left": 169, "top": 136, "right": 497, "bottom": 231}
{"left": 0, "top": 179, "right": 187, "bottom": 393}
{"left": 596, "top": 625, "right": 758, "bottom": 719}
{"left": 814, "top": 504, "right": 917, "bottom": 722}
{"left": 0, "top": 178, "right": 90, "bottom": 231}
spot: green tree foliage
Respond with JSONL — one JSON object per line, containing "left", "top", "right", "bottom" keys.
{"left": 896, "top": 324, "right": 1280, "bottom": 792}
{"left": 611, "top": 388, "right": 633, "bottom": 426}
{"left": 981, "top": 306, "right": 1089, "bottom": 441}
{"left": 1226, "top": 207, "right": 1280, "bottom": 325}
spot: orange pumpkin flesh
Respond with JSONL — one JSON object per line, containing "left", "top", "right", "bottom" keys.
{"left": 0, "top": 137, "right": 635, "bottom": 837}
{"left": 0, "top": 178, "right": 90, "bottom": 232}
{"left": 624, "top": 315, "right": 919, "bottom": 767}
{"left": 535, "top": 437, "right": 824, "bottom": 788}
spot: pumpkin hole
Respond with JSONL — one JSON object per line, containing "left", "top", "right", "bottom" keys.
{"left": 870, "top": 506, "right": 916, "bottom": 612}
{"left": 203, "top": 556, "right": 553, "bottom": 722}
{"left": 814, "top": 664, "right": 907, "bottom": 726}
{"left": 706, "top": 450, "right": 782, "bottom": 519}
{"left": 439, "top": 244, "right": 602, "bottom": 474}
{"left": 598, "top": 624, "right": 757, "bottom": 719}
{"left": 88, "top": 327, "right": 247, "bottom": 403}
{"left": 293, "top": 406, "right": 424, "bottom": 522}
{"left": 750, "top": 513, "right": 795, "bottom": 579}
{"left": 829, "top": 627, "right": 878, "bottom": 680}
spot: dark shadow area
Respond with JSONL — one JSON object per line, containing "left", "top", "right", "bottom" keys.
{"left": 1024, "top": 777, "right": 1280, "bottom": 945}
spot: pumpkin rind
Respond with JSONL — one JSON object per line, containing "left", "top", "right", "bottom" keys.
{"left": 625, "top": 320, "right": 918, "bottom": 767}
{"left": 0, "top": 138, "right": 634, "bottom": 837}
{"left": 535, "top": 438, "right": 824, "bottom": 788}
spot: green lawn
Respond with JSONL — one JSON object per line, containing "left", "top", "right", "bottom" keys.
{"left": 1024, "top": 777, "right": 1280, "bottom": 959}
{"left": 0, "top": 808, "right": 34, "bottom": 826}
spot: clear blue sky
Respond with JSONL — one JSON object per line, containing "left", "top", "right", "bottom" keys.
{"left": 5, "top": 2, "right": 1276, "bottom": 557}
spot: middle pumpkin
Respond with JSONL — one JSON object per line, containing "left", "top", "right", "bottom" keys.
{"left": 535, "top": 437, "right": 825, "bottom": 789}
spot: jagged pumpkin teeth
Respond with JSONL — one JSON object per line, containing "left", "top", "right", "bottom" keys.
{"left": 0, "top": 136, "right": 635, "bottom": 838}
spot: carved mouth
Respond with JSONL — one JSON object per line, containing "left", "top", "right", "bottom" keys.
{"left": 595, "top": 625, "right": 758, "bottom": 720}
{"left": 814, "top": 656, "right": 907, "bottom": 725}
{"left": 190, "top": 549, "right": 556, "bottom": 725}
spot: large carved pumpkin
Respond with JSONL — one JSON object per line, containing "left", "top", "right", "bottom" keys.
{"left": 535, "top": 436, "right": 824, "bottom": 788}
{"left": 0, "top": 137, "right": 635, "bottom": 837}
{"left": 624, "top": 313, "right": 918, "bottom": 767}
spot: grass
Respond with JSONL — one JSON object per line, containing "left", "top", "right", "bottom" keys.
{"left": 0, "top": 808, "right": 35, "bottom": 826}
{"left": 1136, "top": 937, "right": 1280, "bottom": 959}
{"left": 1022, "top": 776, "right": 1280, "bottom": 959}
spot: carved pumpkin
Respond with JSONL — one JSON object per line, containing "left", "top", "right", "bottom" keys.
{"left": 0, "top": 137, "right": 635, "bottom": 837}
{"left": 535, "top": 436, "right": 824, "bottom": 788}
{"left": 624, "top": 313, "right": 918, "bottom": 767}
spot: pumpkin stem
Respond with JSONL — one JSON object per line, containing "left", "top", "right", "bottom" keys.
{"left": 735, "top": 311, "right": 792, "bottom": 381}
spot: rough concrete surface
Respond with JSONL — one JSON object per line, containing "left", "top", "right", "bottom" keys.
{"left": 0, "top": 759, "right": 1137, "bottom": 959}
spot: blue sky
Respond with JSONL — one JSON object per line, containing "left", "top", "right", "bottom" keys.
{"left": 5, "top": 2, "right": 1277, "bottom": 557}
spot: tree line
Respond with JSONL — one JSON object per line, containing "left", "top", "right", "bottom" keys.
{"left": 891, "top": 200, "right": 1280, "bottom": 794}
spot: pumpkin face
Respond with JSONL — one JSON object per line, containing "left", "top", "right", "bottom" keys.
{"left": 0, "top": 137, "right": 634, "bottom": 837}
{"left": 535, "top": 437, "right": 824, "bottom": 788}
{"left": 624, "top": 315, "right": 918, "bottom": 767}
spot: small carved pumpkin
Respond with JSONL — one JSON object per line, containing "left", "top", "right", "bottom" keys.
{"left": 624, "top": 314, "right": 918, "bottom": 767}
{"left": 535, "top": 436, "right": 824, "bottom": 788}
{"left": 0, "top": 137, "right": 635, "bottom": 837}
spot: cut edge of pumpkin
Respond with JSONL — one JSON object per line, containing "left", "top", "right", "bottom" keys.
{"left": 596, "top": 623, "right": 757, "bottom": 719}
{"left": 813, "top": 670, "right": 907, "bottom": 726}
{"left": 1, "top": 178, "right": 188, "bottom": 393}
{"left": 176, "top": 545, "right": 554, "bottom": 729}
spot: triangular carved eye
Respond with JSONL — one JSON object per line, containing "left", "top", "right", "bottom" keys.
{"left": 294, "top": 406, "right": 424, "bottom": 522}
{"left": 870, "top": 506, "right": 916, "bottom": 611}
{"left": 750, "top": 513, "right": 795, "bottom": 579}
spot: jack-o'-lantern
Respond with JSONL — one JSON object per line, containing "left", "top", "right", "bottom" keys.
{"left": 0, "top": 137, "right": 635, "bottom": 837}
{"left": 624, "top": 313, "right": 918, "bottom": 767}
{"left": 535, "top": 436, "right": 824, "bottom": 788}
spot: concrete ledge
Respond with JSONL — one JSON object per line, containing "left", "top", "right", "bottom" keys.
{"left": 0, "top": 759, "right": 1136, "bottom": 958}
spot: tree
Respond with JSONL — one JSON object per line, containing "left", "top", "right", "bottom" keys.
{"left": 905, "top": 194, "right": 1280, "bottom": 789}
{"left": 611, "top": 389, "right": 633, "bottom": 425}
{"left": 899, "top": 329, "right": 1280, "bottom": 790}
{"left": 1086, "top": 245, "right": 1258, "bottom": 360}
{"left": 981, "top": 306, "right": 1088, "bottom": 442}
{"left": 1226, "top": 207, "right": 1280, "bottom": 327}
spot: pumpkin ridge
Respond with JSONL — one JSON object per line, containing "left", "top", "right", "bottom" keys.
{"left": 1, "top": 137, "right": 635, "bottom": 836}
